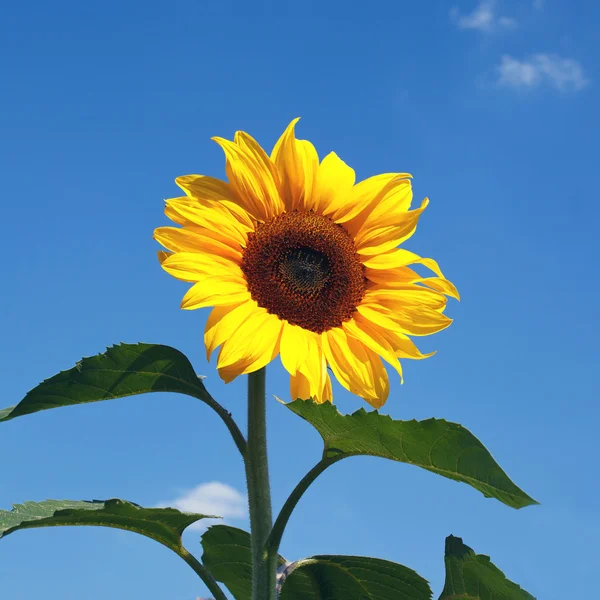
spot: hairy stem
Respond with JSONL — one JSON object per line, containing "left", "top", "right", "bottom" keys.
{"left": 266, "top": 455, "right": 346, "bottom": 559}
{"left": 193, "top": 381, "right": 247, "bottom": 458}
{"left": 246, "top": 368, "right": 277, "bottom": 600}
{"left": 179, "top": 548, "right": 228, "bottom": 600}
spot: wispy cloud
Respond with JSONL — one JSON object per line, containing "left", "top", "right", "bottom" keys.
{"left": 532, "top": 0, "right": 544, "bottom": 9}
{"left": 451, "top": 1, "right": 516, "bottom": 32}
{"left": 158, "top": 481, "right": 247, "bottom": 530}
{"left": 497, "top": 54, "right": 590, "bottom": 92}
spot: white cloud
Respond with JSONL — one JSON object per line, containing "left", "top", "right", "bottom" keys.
{"left": 451, "top": 1, "right": 516, "bottom": 32}
{"left": 497, "top": 54, "right": 590, "bottom": 92}
{"left": 497, "top": 15, "right": 517, "bottom": 28}
{"left": 533, "top": 0, "right": 544, "bottom": 9}
{"left": 158, "top": 481, "right": 247, "bottom": 530}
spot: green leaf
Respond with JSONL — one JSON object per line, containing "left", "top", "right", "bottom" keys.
{"left": 280, "top": 555, "right": 432, "bottom": 600}
{"left": 439, "top": 535, "right": 535, "bottom": 600}
{"left": 0, "top": 342, "right": 246, "bottom": 454}
{"left": 202, "top": 525, "right": 430, "bottom": 600}
{"left": 285, "top": 400, "right": 537, "bottom": 509}
{"left": 0, "top": 498, "right": 212, "bottom": 553}
{"left": 0, "top": 343, "right": 213, "bottom": 421}
{"left": 201, "top": 525, "right": 286, "bottom": 600}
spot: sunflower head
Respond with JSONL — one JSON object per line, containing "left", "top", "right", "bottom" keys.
{"left": 154, "top": 119, "right": 459, "bottom": 408}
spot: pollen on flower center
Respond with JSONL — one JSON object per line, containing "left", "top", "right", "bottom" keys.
{"left": 241, "top": 210, "right": 367, "bottom": 333}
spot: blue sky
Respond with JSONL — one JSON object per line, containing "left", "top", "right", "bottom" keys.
{"left": 1, "top": 0, "right": 598, "bottom": 598}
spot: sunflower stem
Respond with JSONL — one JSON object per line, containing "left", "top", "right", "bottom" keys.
{"left": 246, "top": 367, "right": 277, "bottom": 600}
{"left": 192, "top": 380, "right": 247, "bottom": 458}
{"left": 178, "top": 548, "right": 228, "bottom": 600}
{"left": 266, "top": 455, "right": 345, "bottom": 561}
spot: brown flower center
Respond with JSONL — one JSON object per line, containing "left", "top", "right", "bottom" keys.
{"left": 241, "top": 210, "right": 366, "bottom": 333}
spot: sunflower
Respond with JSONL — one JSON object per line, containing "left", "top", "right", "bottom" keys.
{"left": 154, "top": 119, "right": 458, "bottom": 408}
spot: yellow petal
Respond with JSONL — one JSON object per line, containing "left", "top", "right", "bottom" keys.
{"left": 154, "top": 226, "right": 243, "bottom": 263}
{"left": 165, "top": 200, "right": 251, "bottom": 247}
{"left": 356, "top": 303, "right": 406, "bottom": 333}
{"left": 160, "top": 251, "right": 243, "bottom": 282}
{"left": 322, "top": 328, "right": 389, "bottom": 408}
{"left": 377, "top": 328, "right": 435, "bottom": 360}
{"left": 271, "top": 118, "right": 320, "bottom": 212}
{"left": 355, "top": 198, "right": 429, "bottom": 256}
{"left": 299, "top": 333, "right": 328, "bottom": 397}
{"left": 354, "top": 307, "right": 434, "bottom": 360}
{"left": 280, "top": 325, "right": 329, "bottom": 400}
{"left": 213, "top": 135, "right": 283, "bottom": 222}
{"left": 362, "top": 247, "right": 443, "bottom": 274}
{"left": 279, "top": 322, "right": 311, "bottom": 376}
{"left": 157, "top": 251, "right": 172, "bottom": 265}
{"left": 175, "top": 175, "right": 255, "bottom": 228}
{"left": 163, "top": 207, "right": 189, "bottom": 224}
{"left": 290, "top": 369, "right": 312, "bottom": 400}
{"left": 164, "top": 194, "right": 242, "bottom": 228}
{"left": 176, "top": 174, "right": 232, "bottom": 199}
{"left": 327, "top": 173, "right": 395, "bottom": 224}
{"left": 204, "top": 300, "right": 258, "bottom": 360}
{"left": 164, "top": 198, "right": 195, "bottom": 227}
{"left": 358, "top": 302, "right": 452, "bottom": 336}
{"left": 235, "top": 130, "right": 281, "bottom": 184}
{"left": 342, "top": 316, "right": 403, "bottom": 380}
{"left": 290, "top": 369, "right": 333, "bottom": 403}
{"left": 181, "top": 278, "right": 250, "bottom": 310}
{"left": 340, "top": 174, "right": 412, "bottom": 236}
{"left": 217, "top": 309, "right": 283, "bottom": 382}
{"left": 417, "top": 277, "right": 460, "bottom": 301}
{"left": 363, "top": 250, "right": 460, "bottom": 301}
{"left": 366, "top": 265, "right": 420, "bottom": 285}
{"left": 365, "top": 286, "right": 448, "bottom": 312}
{"left": 312, "top": 152, "right": 356, "bottom": 215}
{"left": 348, "top": 178, "right": 412, "bottom": 236}
{"left": 321, "top": 374, "right": 333, "bottom": 404}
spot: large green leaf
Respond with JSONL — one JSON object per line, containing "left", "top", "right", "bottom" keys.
{"left": 0, "top": 343, "right": 211, "bottom": 422}
{"left": 0, "top": 498, "right": 212, "bottom": 553}
{"left": 285, "top": 400, "right": 536, "bottom": 509}
{"left": 201, "top": 525, "right": 430, "bottom": 600}
{"left": 201, "top": 525, "right": 286, "bottom": 600}
{"left": 280, "top": 555, "right": 432, "bottom": 600}
{"left": 439, "top": 535, "right": 535, "bottom": 600}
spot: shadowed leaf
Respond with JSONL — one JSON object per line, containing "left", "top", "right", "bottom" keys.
{"left": 439, "top": 535, "right": 536, "bottom": 600}
{"left": 201, "top": 525, "right": 285, "bottom": 600}
{"left": 280, "top": 555, "right": 432, "bottom": 600}
{"left": 0, "top": 498, "right": 213, "bottom": 552}
{"left": 202, "top": 525, "right": 430, "bottom": 600}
